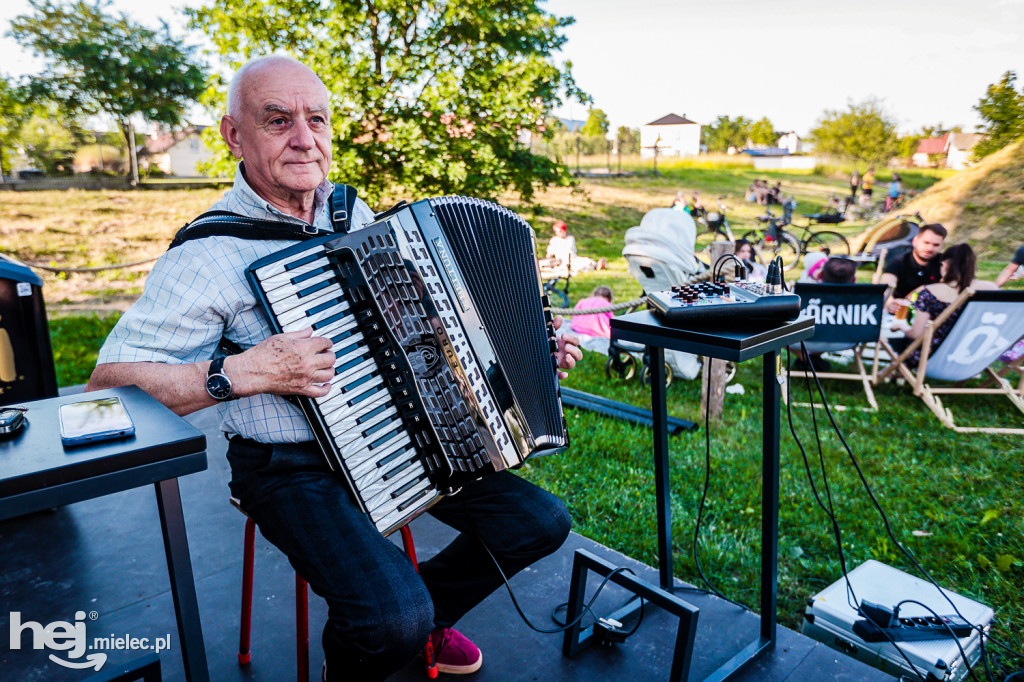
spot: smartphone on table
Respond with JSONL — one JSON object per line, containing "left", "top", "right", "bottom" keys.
{"left": 59, "top": 396, "right": 136, "bottom": 448}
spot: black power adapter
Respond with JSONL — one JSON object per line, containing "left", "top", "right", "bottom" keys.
{"left": 594, "top": 617, "right": 630, "bottom": 647}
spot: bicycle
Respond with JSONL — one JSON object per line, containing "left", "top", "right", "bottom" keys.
{"left": 693, "top": 196, "right": 736, "bottom": 255}
{"left": 741, "top": 210, "right": 802, "bottom": 271}
{"left": 792, "top": 223, "right": 851, "bottom": 258}
{"left": 743, "top": 209, "right": 852, "bottom": 271}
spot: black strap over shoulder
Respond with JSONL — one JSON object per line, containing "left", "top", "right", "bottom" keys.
{"left": 168, "top": 184, "right": 360, "bottom": 249}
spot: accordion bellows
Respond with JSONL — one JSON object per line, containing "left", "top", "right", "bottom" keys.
{"left": 246, "top": 196, "right": 568, "bottom": 535}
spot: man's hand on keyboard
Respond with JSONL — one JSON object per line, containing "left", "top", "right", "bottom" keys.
{"left": 230, "top": 328, "right": 336, "bottom": 398}
{"left": 552, "top": 316, "right": 582, "bottom": 380}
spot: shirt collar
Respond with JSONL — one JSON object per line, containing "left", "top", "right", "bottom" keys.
{"left": 233, "top": 162, "right": 335, "bottom": 230}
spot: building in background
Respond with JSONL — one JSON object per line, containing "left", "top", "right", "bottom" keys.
{"left": 139, "top": 126, "right": 210, "bottom": 176}
{"left": 944, "top": 133, "right": 986, "bottom": 170}
{"left": 777, "top": 131, "right": 803, "bottom": 154}
{"left": 912, "top": 134, "right": 949, "bottom": 168}
{"left": 640, "top": 113, "right": 701, "bottom": 158}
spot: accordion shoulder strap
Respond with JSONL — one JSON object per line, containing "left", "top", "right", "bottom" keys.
{"left": 167, "top": 183, "right": 359, "bottom": 249}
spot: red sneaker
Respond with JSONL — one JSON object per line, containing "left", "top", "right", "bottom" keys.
{"left": 429, "top": 627, "right": 483, "bottom": 675}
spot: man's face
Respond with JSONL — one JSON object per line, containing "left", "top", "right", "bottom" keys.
{"left": 912, "top": 230, "right": 944, "bottom": 263}
{"left": 220, "top": 62, "right": 332, "bottom": 204}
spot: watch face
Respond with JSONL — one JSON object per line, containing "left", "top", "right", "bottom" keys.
{"left": 207, "top": 373, "right": 232, "bottom": 400}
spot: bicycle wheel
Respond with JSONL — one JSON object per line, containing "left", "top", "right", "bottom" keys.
{"left": 544, "top": 284, "right": 571, "bottom": 309}
{"left": 804, "top": 231, "right": 850, "bottom": 257}
{"left": 755, "top": 231, "right": 801, "bottom": 271}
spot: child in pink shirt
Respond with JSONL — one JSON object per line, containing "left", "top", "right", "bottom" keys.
{"left": 570, "top": 286, "right": 614, "bottom": 338}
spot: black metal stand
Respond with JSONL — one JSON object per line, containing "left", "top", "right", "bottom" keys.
{"left": 608, "top": 312, "right": 814, "bottom": 681}
{"left": 562, "top": 549, "right": 700, "bottom": 682}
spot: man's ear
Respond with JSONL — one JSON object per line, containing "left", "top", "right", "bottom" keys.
{"left": 220, "top": 115, "right": 244, "bottom": 159}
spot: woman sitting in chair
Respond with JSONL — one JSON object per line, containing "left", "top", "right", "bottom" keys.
{"left": 891, "top": 243, "right": 998, "bottom": 366}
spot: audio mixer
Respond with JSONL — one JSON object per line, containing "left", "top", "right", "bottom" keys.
{"left": 647, "top": 280, "right": 801, "bottom": 325}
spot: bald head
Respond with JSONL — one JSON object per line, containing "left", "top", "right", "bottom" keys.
{"left": 226, "top": 55, "right": 328, "bottom": 120}
{"left": 219, "top": 54, "right": 333, "bottom": 221}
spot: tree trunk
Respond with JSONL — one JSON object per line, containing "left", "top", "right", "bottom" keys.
{"left": 700, "top": 240, "right": 735, "bottom": 421}
{"left": 118, "top": 120, "right": 139, "bottom": 185}
{"left": 700, "top": 356, "right": 727, "bottom": 422}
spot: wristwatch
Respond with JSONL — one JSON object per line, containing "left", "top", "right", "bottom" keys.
{"left": 206, "top": 356, "right": 235, "bottom": 401}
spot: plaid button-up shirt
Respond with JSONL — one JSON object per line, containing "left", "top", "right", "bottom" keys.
{"left": 98, "top": 164, "right": 376, "bottom": 442}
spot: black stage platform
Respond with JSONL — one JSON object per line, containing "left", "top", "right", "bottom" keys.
{"left": 1, "top": 390, "right": 892, "bottom": 681}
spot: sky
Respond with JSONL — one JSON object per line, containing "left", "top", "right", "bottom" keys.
{"left": 2, "top": 0, "right": 1022, "bottom": 136}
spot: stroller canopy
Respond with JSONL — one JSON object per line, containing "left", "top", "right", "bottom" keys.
{"left": 621, "top": 208, "right": 700, "bottom": 277}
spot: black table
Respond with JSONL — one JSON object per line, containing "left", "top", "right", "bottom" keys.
{"left": 0, "top": 385, "right": 210, "bottom": 682}
{"left": 610, "top": 311, "right": 814, "bottom": 681}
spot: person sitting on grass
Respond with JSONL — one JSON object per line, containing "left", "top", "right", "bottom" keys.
{"left": 570, "top": 286, "right": 615, "bottom": 353}
{"left": 542, "top": 220, "right": 607, "bottom": 275}
{"left": 889, "top": 243, "right": 997, "bottom": 367}
{"left": 686, "top": 191, "right": 706, "bottom": 221}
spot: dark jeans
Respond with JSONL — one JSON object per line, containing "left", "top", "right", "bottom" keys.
{"left": 227, "top": 437, "right": 571, "bottom": 681}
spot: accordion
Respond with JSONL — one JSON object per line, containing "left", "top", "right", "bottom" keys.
{"left": 246, "top": 196, "right": 569, "bottom": 535}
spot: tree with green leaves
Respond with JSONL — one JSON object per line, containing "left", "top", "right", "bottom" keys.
{"left": 18, "top": 102, "right": 90, "bottom": 175}
{"left": 581, "top": 108, "right": 609, "bottom": 137}
{"left": 702, "top": 115, "right": 753, "bottom": 153}
{"left": 0, "top": 76, "right": 32, "bottom": 180}
{"left": 973, "top": 70, "right": 1024, "bottom": 158}
{"left": 9, "top": 0, "right": 206, "bottom": 180}
{"left": 808, "top": 98, "right": 898, "bottom": 166}
{"left": 616, "top": 126, "right": 639, "bottom": 155}
{"left": 748, "top": 117, "right": 776, "bottom": 146}
{"left": 188, "top": 0, "right": 587, "bottom": 204}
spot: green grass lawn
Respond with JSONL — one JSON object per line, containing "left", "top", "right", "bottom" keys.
{"left": 30, "top": 166, "right": 1024, "bottom": 675}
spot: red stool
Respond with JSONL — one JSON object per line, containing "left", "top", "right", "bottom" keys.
{"left": 234, "top": 501, "right": 436, "bottom": 681}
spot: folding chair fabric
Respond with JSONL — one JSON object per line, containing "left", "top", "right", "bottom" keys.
{"left": 785, "top": 283, "right": 888, "bottom": 411}
{"left": 876, "top": 289, "right": 1024, "bottom": 433}
{"left": 923, "top": 290, "right": 1024, "bottom": 382}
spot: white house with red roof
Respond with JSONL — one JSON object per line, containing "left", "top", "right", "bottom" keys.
{"left": 944, "top": 133, "right": 986, "bottom": 170}
{"left": 140, "top": 126, "right": 211, "bottom": 176}
{"left": 640, "top": 113, "right": 701, "bottom": 158}
{"left": 912, "top": 133, "right": 949, "bottom": 168}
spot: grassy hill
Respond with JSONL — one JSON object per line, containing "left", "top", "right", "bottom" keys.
{"left": 899, "top": 138, "right": 1024, "bottom": 260}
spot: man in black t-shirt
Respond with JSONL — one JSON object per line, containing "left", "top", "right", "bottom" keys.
{"left": 880, "top": 223, "right": 947, "bottom": 312}
{"left": 995, "top": 244, "right": 1024, "bottom": 287}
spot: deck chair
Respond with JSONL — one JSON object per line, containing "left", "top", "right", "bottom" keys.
{"left": 783, "top": 283, "right": 888, "bottom": 411}
{"left": 876, "top": 289, "right": 1024, "bottom": 434}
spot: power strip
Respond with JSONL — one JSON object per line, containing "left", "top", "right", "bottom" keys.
{"left": 853, "top": 614, "right": 974, "bottom": 643}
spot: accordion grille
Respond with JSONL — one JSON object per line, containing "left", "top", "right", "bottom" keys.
{"left": 428, "top": 196, "right": 564, "bottom": 444}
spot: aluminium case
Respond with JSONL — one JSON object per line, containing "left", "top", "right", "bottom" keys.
{"left": 801, "top": 560, "right": 992, "bottom": 681}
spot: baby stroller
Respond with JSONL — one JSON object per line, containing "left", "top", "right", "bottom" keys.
{"left": 608, "top": 209, "right": 705, "bottom": 385}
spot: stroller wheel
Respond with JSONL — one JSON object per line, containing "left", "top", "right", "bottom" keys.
{"left": 724, "top": 361, "right": 737, "bottom": 384}
{"left": 640, "top": 362, "right": 673, "bottom": 388}
{"left": 605, "top": 353, "right": 637, "bottom": 381}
